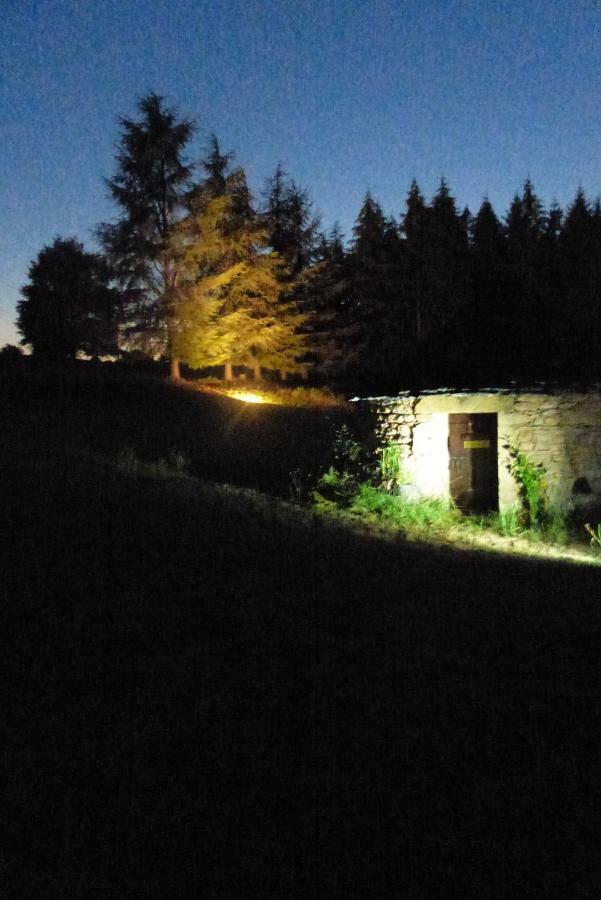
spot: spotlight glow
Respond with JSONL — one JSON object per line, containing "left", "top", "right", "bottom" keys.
{"left": 229, "top": 391, "right": 266, "bottom": 404}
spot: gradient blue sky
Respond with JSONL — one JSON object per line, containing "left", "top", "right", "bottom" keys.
{"left": 2, "top": 0, "right": 601, "bottom": 345}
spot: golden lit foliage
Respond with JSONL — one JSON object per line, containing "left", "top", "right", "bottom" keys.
{"left": 169, "top": 195, "right": 309, "bottom": 375}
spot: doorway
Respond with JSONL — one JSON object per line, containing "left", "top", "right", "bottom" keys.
{"left": 448, "top": 413, "right": 498, "bottom": 513}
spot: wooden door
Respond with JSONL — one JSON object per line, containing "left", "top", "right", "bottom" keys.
{"left": 448, "top": 413, "right": 498, "bottom": 513}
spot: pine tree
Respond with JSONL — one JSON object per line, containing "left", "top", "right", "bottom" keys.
{"left": 302, "top": 224, "right": 355, "bottom": 382}
{"left": 504, "top": 179, "right": 547, "bottom": 376}
{"left": 192, "top": 134, "right": 252, "bottom": 221}
{"left": 263, "top": 165, "right": 320, "bottom": 274}
{"left": 467, "top": 198, "right": 508, "bottom": 381}
{"left": 402, "top": 180, "right": 429, "bottom": 343}
{"left": 198, "top": 134, "right": 233, "bottom": 199}
{"left": 398, "top": 178, "right": 470, "bottom": 384}
{"left": 347, "top": 193, "right": 405, "bottom": 390}
{"left": 537, "top": 200, "right": 564, "bottom": 374}
{"left": 98, "top": 93, "right": 195, "bottom": 372}
{"left": 170, "top": 189, "right": 308, "bottom": 381}
{"left": 471, "top": 198, "right": 504, "bottom": 256}
{"left": 428, "top": 177, "right": 469, "bottom": 333}
{"left": 558, "top": 189, "right": 601, "bottom": 377}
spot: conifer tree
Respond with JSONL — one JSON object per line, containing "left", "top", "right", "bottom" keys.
{"left": 503, "top": 179, "right": 547, "bottom": 375}
{"left": 170, "top": 183, "right": 308, "bottom": 381}
{"left": 402, "top": 179, "right": 429, "bottom": 343}
{"left": 428, "top": 177, "right": 470, "bottom": 333}
{"left": 302, "top": 225, "right": 355, "bottom": 382}
{"left": 347, "top": 193, "right": 405, "bottom": 389}
{"left": 198, "top": 134, "right": 233, "bottom": 199}
{"left": 466, "top": 198, "right": 508, "bottom": 380}
{"left": 98, "top": 93, "right": 195, "bottom": 372}
{"left": 537, "top": 200, "right": 564, "bottom": 373}
{"left": 263, "top": 165, "right": 320, "bottom": 274}
{"left": 558, "top": 189, "right": 601, "bottom": 376}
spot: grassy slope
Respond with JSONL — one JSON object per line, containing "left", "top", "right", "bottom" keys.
{"left": 3, "top": 363, "right": 601, "bottom": 897}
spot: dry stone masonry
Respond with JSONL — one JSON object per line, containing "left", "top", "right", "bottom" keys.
{"left": 356, "top": 389, "right": 601, "bottom": 515}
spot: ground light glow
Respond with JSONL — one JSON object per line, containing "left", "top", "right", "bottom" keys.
{"left": 205, "top": 387, "right": 283, "bottom": 405}
{"left": 229, "top": 391, "right": 267, "bottom": 404}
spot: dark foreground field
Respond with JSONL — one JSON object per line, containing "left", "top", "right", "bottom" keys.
{"left": 3, "top": 364, "right": 601, "bottom": 897}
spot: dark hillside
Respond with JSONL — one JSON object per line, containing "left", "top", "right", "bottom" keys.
{"left": 2, "top": 363, "right": 601, "bottom": 896}
{"left": 0, "top": 360, "right": 353, "bottom": 497}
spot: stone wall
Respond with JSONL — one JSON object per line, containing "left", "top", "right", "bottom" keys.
{"left": 358, "top": 391, "right": 601, "bottom": 515}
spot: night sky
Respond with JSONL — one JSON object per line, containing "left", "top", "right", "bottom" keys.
{"left": 2, "top": 0, "right": 601, "bottom": 346}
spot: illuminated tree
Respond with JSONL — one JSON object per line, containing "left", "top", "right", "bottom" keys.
{"left": 98, "top": 92, "right": 195, "bottom": 372}
{"left": 170, "top": 193, "right": 308, "bottom": 381}
{"left": 17, "top": 237, "right": 119, "bottom": 359}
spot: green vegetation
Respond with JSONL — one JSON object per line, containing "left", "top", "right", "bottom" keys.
{"left": 496, "top": 505, "right": 525, "bottom": 538}
{"left": 378, "top": 440, "right": 409, "bottom": 493}
{"left": 506, "top": 444, "right": 549, "bottom": 528}
{"left": 349, "top": 484, "right": 460, "bottom": 532}
{"left": 309, "top": 428, "right": 592, "bottom": 558}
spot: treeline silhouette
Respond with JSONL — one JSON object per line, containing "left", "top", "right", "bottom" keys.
{"left": 14, "top": 89, "right": 601, "bottom": 395}
{"left": 308, "top": 178, "right": 601, "bottom": 392}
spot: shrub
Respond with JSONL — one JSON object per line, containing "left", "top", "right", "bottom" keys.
{"left": 314, "top": 466, "right": 359, "bottom": 507}
{"left": 506, "top": 445, "right": 549, "bottom": 529}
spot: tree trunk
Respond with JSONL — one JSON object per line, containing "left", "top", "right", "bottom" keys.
{"left": 279, "top": 369, "right": 287, "bottom": 382}
{"left": 170, "top": 357, "right": 181, "bottom": 380}
{"left": 224, "top": 362, "right": 233, "bottom": 382}
{"left": 252, "top": 362, "right": 261, "bottom": 380}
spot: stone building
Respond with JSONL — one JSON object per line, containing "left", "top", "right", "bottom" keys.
{"left": 353, "top": 388, "right": 601, "bottom": 517}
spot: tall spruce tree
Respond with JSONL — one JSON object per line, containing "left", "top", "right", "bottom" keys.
{"left": 467, "top": 197, "right": 508, "bottom": 380}
{"left": 401, "top": 180, "right": 430, "bottom": 345}
{"left": 558, "top": 189, "right": 601, "bottom": 377}
{"left": 504, "top": 180, "right": 546, "bottom": 376}
{"left": 170, "top": 159, "right": 308, "bottom": 381}
{"left": 195, "top": 134, "right": 252, "bottom": 221}
{"left": 302, "top": 224, "right": 355, "bottom": 383}
{"left": 263, "top": 165, "right": 320, "bottom": 274}
{"left": 537, "top": 199, "right": 564, "bottom": 375}
{"left": 347, "top": 193, "right": 405, "bottom": 390}
{"left": 98, "top": 93, "right": 195, "bottom": 374}
{"left": 399, "top": 178, "right": 470, "bottom": 385}
{"left": 427, "top": 178, "right": 469, "bottom": 334}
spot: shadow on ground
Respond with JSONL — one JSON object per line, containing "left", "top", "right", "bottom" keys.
{"left": 3, "top": 362, "right": 601, "bottom": 896}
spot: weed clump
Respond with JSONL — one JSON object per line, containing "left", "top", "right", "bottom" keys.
{"left": 349, "top": 484, "right": 460, "bottom": 532}
{"left": 114, "top": 446, "right": 189, "bottom": 479}
{"left": 506, "top": 444, "right": 549, "bottom": 529}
